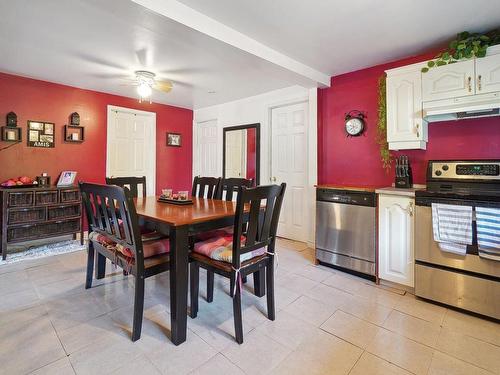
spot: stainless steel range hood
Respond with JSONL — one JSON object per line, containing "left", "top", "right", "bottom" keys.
{"left": 423, "top": 92, "right": 500, "bottom": 122}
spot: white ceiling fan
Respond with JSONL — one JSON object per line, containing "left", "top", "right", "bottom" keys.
{"left": 133, "top": 70, "right": 173, "bottom": 103}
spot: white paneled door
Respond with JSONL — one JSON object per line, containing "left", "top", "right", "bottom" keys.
{"left": 224, "top": 129, "right": 247, "bottom": 178}
{"left": 271, "top": 102, "right": 309, "bottom": 242}
{"left": 106, "top": 107, "right": 156, "bottom": 196}
{"left": 195, "top": 120, "right": 219, "bottom": 178}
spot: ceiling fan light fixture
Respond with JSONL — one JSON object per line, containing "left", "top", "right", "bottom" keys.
{"left": 135, "top": 70, "right": 155, "bottom": 103}
{"left": 137, "top": 81, "right": 152, "bottom": 98}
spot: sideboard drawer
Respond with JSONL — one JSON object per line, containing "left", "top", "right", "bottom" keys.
{"left": 35, "top": 190, "right": 59, "bottom": 205}
{"left": 7, "top": 219, "right": 81, "bottom": 242}
{"left": 8, "top": 191, "right": 34, "bottom": 207}
{"left": 47, "top": 204, "right": 81, "bottom": 220}
{"left": 60, "top": 189, "right": 80, "bottom": 203}
{"left": 8, "top": 207, "right": 46, "bottom": 225}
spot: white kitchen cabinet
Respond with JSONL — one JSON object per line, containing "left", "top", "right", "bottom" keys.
{"left": 422, "top": 59, "right": 475, "bottom": 101}
{"left": 475, "top": 52, "right": 500, "bottom": 94}
{"left": 378, "top": 194, "right": 415, "bottom": 287}
{"left": 386, "top": 66, "right": 427, "bottom": 150}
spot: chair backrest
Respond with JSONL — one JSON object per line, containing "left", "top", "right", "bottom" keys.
{"left": 105, "top": 176, "right": 147, "bottom": 198}
{"left": 231, "top": 183, "right": 286, "bottom": 269}
{"left": 216, "top": 177, "right": 254, "bottom": 201}
{"left": 192, "top": 176, "right": 221, "bottom": 199}
{"left": 80, "top": 182, "right": 144, "bottom": 269}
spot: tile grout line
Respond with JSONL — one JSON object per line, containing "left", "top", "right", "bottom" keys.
{"left": 368, "top": 351, "right": 420, "bottom": 375}
{"left": 346, "top": 349, "right": 364, "bottom": 375}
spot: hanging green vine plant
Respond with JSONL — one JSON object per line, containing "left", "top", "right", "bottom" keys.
{"left": 376, "top": 74, "right": 392, "bottom": 171}
{"left": 422, "top": 28, "right": 500, "bottom": 73}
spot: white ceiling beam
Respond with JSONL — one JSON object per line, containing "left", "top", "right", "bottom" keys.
{"left": 131, "top": 0, "right": 331, "bottom": 87}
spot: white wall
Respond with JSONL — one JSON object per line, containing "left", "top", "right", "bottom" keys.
{"left": 193, "top": 85, "right": 317, "bottom": 245}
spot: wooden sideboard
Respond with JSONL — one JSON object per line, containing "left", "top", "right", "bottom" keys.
{"left": 0, "top": 186, "right": 82, "bottom": 260}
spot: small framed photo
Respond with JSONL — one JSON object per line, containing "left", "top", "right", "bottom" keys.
{"left": 167, "top": 132, "right": 182, "bottom": 147}
{"left": 44, "top": 123, "right": 54, "bottom": 135}
{"left": 57, "top": 171, "right": 77, "bottom": 187}
{"left": 29, "top": 130, "right": 39, "bottom": 142}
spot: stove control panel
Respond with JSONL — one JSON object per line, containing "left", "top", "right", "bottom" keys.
{"left": 430, "top": 161, "right": 500, "bottom": 180}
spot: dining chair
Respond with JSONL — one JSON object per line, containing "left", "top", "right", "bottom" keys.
{"left": 199, "top": 177, "right": 254, "bottom": 301}
{"left": 215, "top": 177, "right": 254, "bottom": 200}
{"left": 105, "top": 176, "right": 147, "bottom": 198}
{"left": 189, "top": 183, "right": 286, "bottom": 344}
{"left": 80, "top": 182, "right": 170, "bottom": 341}
{"left": 192, "top": 176, "right": 221, "bottom": 199}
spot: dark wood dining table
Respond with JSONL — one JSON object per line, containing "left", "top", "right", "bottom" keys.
{"left": 134, "top": 196, "right": 265, "bottom": 345}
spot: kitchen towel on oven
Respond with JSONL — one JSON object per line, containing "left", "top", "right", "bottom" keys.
{"left": 476, "top": 207, "right": 500, "bottom": 261}
{"left": 432, "top": 203, "right": 473, "bottom": 255}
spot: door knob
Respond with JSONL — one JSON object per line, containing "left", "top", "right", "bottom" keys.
{"left": 272, "top": 176, "right": 277, "bottom": 182}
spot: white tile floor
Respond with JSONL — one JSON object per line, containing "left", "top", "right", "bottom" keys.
{"left": 0, "top": 238, "right": 499, "bottom": 375}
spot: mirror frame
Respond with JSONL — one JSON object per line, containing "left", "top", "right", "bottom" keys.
{"left": 222, "top": 123, "right": 260, "bottom": 185}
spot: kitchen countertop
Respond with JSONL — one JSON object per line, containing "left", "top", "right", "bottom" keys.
{"left": 375, "top": 186, "right": 425, "bottom": 197}
{"left": 315, "top": 184, "right": 381, "bottom": 193}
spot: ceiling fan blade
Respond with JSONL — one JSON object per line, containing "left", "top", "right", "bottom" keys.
{"left": 155, "top": 80, "right": 173, "bottom": 93}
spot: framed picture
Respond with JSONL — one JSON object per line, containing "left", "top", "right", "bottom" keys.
{"left": 57, "top": 171, "right": 77, "bottom": 186}
{"left": 44, "top": 123, "right": 54, "bottom": 135}
{"left": 167, "top": 132, "right": 182, "bottom": 147}
{"left": 27, "top": 120, "right": 55, "bottom": 148}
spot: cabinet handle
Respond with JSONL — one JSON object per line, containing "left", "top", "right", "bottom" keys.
{"left": 467, "top": 76, "right": 472, "bottom": 92}
{"left": 415, "top": 123, "right": 420, "bottom": 138}
{"left": 407, "top": 202, "right": 414, "bottom": 217}
{"left": 478, "top": 75, "right": 482, "bottom": 91}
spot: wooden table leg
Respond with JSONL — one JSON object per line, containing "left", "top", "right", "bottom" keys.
{"left": 169, "top": 225, "right": 189, "bottom": 345}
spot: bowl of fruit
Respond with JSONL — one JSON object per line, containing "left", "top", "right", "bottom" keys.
{"left": 1, "top": 176, "right": 37, "bottom": 188}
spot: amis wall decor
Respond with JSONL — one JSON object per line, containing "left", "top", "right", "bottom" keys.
{"left": 27, "top": 120, "right": 55, "bottom": 148}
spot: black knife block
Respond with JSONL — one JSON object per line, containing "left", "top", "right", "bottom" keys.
{"left": 395, "top": 168, "right": 413, "bottom": 188}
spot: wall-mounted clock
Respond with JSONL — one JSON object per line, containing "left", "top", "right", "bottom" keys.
{"left": 344, "top": 110, "right": 366, "bottom": 137}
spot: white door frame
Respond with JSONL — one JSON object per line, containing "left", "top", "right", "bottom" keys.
{"left": 267, "top": 89, "right": 318, "bottom": 246}
{"left": 106, "top": 105, "right": 157, "bottom": 194}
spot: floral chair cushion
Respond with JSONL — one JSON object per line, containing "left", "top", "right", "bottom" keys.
{"left": 193, "top": 234, "right": 265, "bottom": 263}
{"left": 89, "top": 231, "right": 170, "bottom": 259}
{"left": 195, "top": 226, "right": 233, "bottom": 241}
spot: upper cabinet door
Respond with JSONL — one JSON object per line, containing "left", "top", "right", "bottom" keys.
{"left": 386, "top": 70, "right": 425, "bottom": 145}
{"left": 422, "top": 59, "right": 475, "bottom": 101}
{"left": 475, "top": 53, "right": 500, "bottom": 94}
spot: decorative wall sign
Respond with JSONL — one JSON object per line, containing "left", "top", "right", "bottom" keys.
{"left": 27, "top": 120, "right": 55, "bottom": 148}
{"left": 167, "top": 132, "right": 182, "bottom": 147}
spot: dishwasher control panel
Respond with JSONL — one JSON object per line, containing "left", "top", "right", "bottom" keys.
{"left": 316, "top": 188, "right": 376, "bottom": 207}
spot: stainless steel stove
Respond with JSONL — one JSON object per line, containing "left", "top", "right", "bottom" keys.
{"left": 415, "top": 160, "right": 500, "bottom": 319}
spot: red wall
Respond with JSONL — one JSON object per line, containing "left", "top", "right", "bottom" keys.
{"left": 0, "top": 73, "right": 193, "bottom": 193}
{"left": 318, "top": 53, "right": 500, "bottom": 187}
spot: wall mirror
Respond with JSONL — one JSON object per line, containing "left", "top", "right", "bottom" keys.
{"left": 223, "top": 123, "right": 260, "bottom": 185}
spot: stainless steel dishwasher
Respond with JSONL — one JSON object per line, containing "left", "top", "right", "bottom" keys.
{"left": 315, "top": 188, "right": 377, "bottom": 276}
